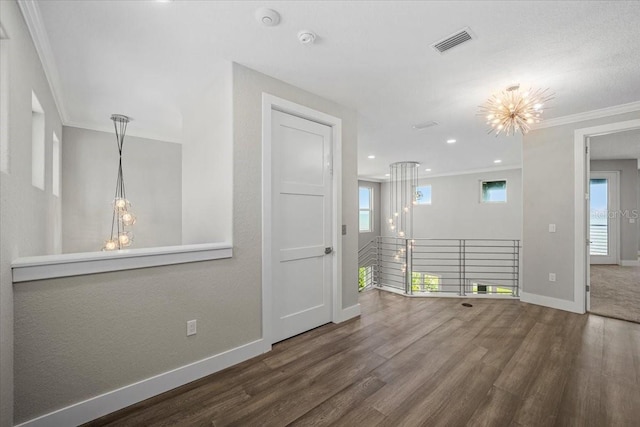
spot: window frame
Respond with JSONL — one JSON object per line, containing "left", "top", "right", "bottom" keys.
{"left": 480, "top": 179, "right": 507, "bottom": 204}
{"left": 359, "top": 185, "right": 373, "bottom": 233}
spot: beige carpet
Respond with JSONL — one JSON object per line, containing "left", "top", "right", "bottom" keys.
{"left": 590, "top": 263, "right": 640, "bottom": 323}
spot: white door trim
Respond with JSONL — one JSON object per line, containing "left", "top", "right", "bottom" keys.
{"left": 574, "top": 118, "right": 640, "bottom": 314}
{"left": 261, "top": 93, "right": 342, "bottom": 353}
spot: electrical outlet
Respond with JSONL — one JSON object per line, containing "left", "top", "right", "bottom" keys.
{"left": 187, "top": 319, "right": 197, "bottom": 336}
{"left": 630, "top": 218, "right": 636, "bottom": 224}
{"left": 549, "top": 273, "right": 556, "bottom": 282}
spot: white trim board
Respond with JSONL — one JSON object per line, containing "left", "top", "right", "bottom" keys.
{"left": 15, "top": 339, "right": 265, "bottom": 427}
{"left": 574, "top": 118, "right": 640, "bottom": 315}
{"left": 338, "top": 303, "right": 361, "bottom": 323}
{"left": 64, "top": 120, "right": 182, "bottom": 145}
{"left": 261, "top": 93, "right": 343, "bottom": 352}
{"left": 621, "top": 260, "right": 640, "bottom": 267}
{"left": 360, "top": 166, "right": 521, "bottom": 182}
{"left": 534, "top": 101, "right": 640, "bottom": 130}
{"left": 520, "top": 292, "right": 582, "bottom": 314}
{"left": 12, "top": 243, "right": 232, "bottom": 282}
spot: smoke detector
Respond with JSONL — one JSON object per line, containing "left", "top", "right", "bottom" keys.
{"left": 298, "top": 30, "right": 317, "bottom": 44}
{"left": 255, "top": 8, "right": 280, "bottom": 26}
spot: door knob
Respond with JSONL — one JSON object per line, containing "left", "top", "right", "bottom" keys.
{"left": 325, "top": 247, "right": 333, "bottom": 255}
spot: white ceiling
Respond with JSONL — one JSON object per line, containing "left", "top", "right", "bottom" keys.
{"left": 33, "top": 0, "right": 640, "bottom": 179}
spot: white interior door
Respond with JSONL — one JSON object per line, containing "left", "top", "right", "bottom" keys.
{"left": 589, "top": 171, "right": 620, "bottom": 265}
{"left": 271, "top": 110, "right": 333, "bottom": 343}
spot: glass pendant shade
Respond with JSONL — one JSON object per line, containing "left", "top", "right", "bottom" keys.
{"left": 102, "top": 114, "right": 138, "bottom": 250}
{"left": 387, "top": 161, "right": 420, "bottom": 239}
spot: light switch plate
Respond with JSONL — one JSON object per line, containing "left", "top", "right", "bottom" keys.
{"left": 187, "top": 320, "right": 197, "bottom": 336}
{"left": 548, "top": 224, "right": 556, "bottom": 233}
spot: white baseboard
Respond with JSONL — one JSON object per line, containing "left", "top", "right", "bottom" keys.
{"left": 621, "top": 259, "right": 640, "bottom": 267}
{"left": 520, "top": 291, "right": 584, "bottom": 314}
{"left": 336, "top": 303, "right": 361, "bottom": 323}
{"left": 16, "top": 339, "right": 265, "bottom": 427}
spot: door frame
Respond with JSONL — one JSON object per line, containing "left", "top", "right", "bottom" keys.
{"left": 589, "top": 171, "right": 620, "bottom": 265}
{"left": 574, "top": 118, "right": 640, "bottom": 313}
{"left": 261, "top": 93, "right": 343, "bottom": 352}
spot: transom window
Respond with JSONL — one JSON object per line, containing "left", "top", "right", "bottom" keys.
{"left": 481, "top": 180, "right": 507, "bottom": 203}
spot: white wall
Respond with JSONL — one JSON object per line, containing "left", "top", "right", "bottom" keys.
{"left": 590, "top": 159, "right": 638, "bottom": 262}
{"left": 522, "top": 110, "right": 640, "bottom": 305}
{"left": 61, "top": 126, "right": 182, "bottom": 253}
{"left": 0, "top": 1, "right": 63, "bottom": 425}
{"left": 181, "top": 62, "right": 233, "bottom": 245}
{"left": 380, "top": 169, "right": 523, "bottom": 240}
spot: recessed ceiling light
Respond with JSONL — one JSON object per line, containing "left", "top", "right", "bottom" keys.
{"left": 425, "top": 168, "right": 432, "bottom": 172}
{"left": 385, "top": 173, "right": 390, "bottom": 177}
{"left": 156, "top": 0, "right": 173, "bottom": 3}
{"left": 446, "top": 139, "right": 456, "bottom": 144}
{"left": 494, "top": 159, "right": 502, "bottom": 164}
{"left": 367, "top": 155, "right": 375, "bottom": 159}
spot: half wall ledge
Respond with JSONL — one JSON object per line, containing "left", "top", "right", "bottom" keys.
{"left": 12, "top": 242, "right": 233, "bottom": 283}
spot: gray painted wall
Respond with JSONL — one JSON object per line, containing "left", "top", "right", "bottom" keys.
{"left": 522, "top": 111, "right": 640, "bottom": 302}
{"left": 0, "top": 1, "right": 63, "bottom": 424}
{"left": 590, "top": 159, "right": 638, "bottom": 262}
{"left": 12, "top": 63, "right": 358, "bottom": 423}
{"left": 358, "top": 180, "right": 381, "bottom": 249}
{"left": 61, "top": 126, "right": 182, "bottom": 253}
{"left": 182, "top": 62, "right": 233, "bottom": 245}
{"left": 381, "top": 169, "right": 523, "bottom": 240}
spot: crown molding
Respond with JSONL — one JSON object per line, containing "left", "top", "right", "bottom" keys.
{"left": 17, "top": 0, "right": 69, "bottom": 123}
{"left": 360, "top": 165, "right": 522, "bottom": 182}
{"left": 64, "top": 121, "right": 182, "bottom": 144}
{"left": 532, "top": 100, "right": 640, "bottom": 130}
{"left": 420, "top": 165, "right": 521, "bottom": 179}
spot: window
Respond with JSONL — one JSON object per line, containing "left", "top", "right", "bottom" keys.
{"left": 415, "top": 185, "right": 432, "bottom": 205}
{"left": 31, "top": 91, "right": 45, "bottom": 190}
{"left": 359, "top": 186, "right": 373, "bottom": 232}
{"left": 359, "top": 265, "right": 373, "bottom": 291}
{"left": 470, "top": 282, "right": 514, "bottom": 295}
{"left": 52, "top": 132, "right": 60, "bottom": 196}
{"left": 411, "top": 272, "right": 441, "bottom": 292}
{"left": 481, "top": 180, "right": 506, "bottom": 203}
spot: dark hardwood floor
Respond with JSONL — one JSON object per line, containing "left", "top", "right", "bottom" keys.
{"left": 85, "top": 290, "right": 640, "bottom": 426}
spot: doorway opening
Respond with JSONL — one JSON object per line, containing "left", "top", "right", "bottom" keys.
{"left": 575, "top": 119, "right": 640, "bottom": 321}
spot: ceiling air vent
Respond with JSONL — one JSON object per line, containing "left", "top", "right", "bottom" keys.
{"left": 431, "top": 27, "right": 474, "bottom": 54}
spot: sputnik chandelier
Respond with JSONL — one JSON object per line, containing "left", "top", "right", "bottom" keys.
{"left": 102, "top": 114, "right": 137, "bottom": 251}
{"left": 479, "top": 84, "right": 554, "bottom": 136}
